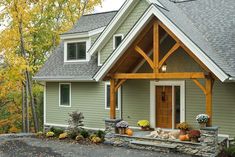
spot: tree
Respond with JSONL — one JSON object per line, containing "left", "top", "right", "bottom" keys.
{"left": 0, "top": 0, "right": 102, "bottom": 133}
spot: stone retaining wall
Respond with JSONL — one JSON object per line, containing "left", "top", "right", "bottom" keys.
{"left": 104, "top": 126, "right": 227, "bottom": 157}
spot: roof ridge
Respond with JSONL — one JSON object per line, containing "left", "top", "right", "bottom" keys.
{"left": 83, "top": 10, "right": 118, "bottom": 17}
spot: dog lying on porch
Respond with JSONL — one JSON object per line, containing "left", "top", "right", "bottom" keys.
{"left": 146, "top": 128, "right": 180, "bottom": 140}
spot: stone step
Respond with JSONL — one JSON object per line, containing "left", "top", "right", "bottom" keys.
{"left": 130, "top": 140, "right": 178, "bottom": 149}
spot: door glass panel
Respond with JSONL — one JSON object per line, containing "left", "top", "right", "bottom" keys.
{"left": 174, "top": 86, "right": 181, "bottom": 127}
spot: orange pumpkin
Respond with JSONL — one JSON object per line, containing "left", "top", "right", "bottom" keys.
{"left": 185, "top": 134, "right": 190, "bottom": 141}
{"left": 126, "top": 128, "right": 133, "bottom": 136}
{"left": 179, "top": 135, "right": 188, "bottom": 141}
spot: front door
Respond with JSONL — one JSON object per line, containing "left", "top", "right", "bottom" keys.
{"left": 156, "top": 86, "right": 172, "bottom": 128}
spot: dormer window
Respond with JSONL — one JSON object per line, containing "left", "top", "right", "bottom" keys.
{"left": 113, "top": 34, "right": 123, "bottom": 50}
{"left": 64, "top": 39, "right": 91, "bottom": 63}
{"left": 67, "top": 42, "right": 86, "bottom": 60}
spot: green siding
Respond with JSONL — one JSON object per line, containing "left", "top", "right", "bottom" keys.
{"left": 122, "top": 80, "right": 150, "bottom": 126}
{"left": 100, "top": 0, "right": 149, "bottom": 63}
{"left": 91, "top": 33, "right": 100, "bottom": 45}
{"left": 46, "top": 82, "right": 120, "bottom": 129}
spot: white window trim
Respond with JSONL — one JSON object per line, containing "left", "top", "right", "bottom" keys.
{"left": 104, "top": 82, "right": 121, "bottom": 110}
{"left": 150, "top": 80, "right": 185, "bottom": 129}
{"left": 98, "top": 51, "right": 102, "bottom": 66}
{"left": 64, "top": 38, "right": 91, "bottom": 63}
{"left": 59, "top": 83, "right": 71, "bottom": 107}
{"left": 113, "top": 34, "right": 124, "bottom": 50}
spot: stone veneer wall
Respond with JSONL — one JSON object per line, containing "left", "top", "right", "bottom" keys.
{"left": 104, "top": 126, "right": 227, "bottom": 157}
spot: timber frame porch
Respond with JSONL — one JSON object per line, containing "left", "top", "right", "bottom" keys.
{"left": 105, "top": 18, "right": 215, "bottom": 126}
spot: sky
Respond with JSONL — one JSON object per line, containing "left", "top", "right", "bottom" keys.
{"left": 94, "top": 0, "right": 125, "bottom": 13}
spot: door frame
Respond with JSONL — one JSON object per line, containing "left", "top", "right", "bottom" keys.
{"left": 150, "top": 80, "right": 185, "bottom": 129}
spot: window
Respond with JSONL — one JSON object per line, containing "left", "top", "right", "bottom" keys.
{"left": 59, "top": 83, "right": 71, "bottom": 107}
{"left": 105, "top": 82, "right": 121, "bottom": 110}
{"left": 67, "top": 42, "right": 86, "bottom": 60}
{"left": 113, "top": 34, "right": 123, "bottom": 50}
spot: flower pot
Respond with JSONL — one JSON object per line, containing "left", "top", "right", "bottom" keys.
{"left": 191, "top": 137, "right": 199, "bottom": 143}
{"left": 199, "top": 123, "right": 206, "bottom": 129}
{"left": 141, "top": 126, "right": 150, "bottom": 131}
{"left": 118, "top": 128, "right": 126, "bottom": 134}
{"left": 179, "top": 129, "right": 187, "bottom": 135}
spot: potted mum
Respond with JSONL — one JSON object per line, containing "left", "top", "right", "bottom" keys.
{"left": 137, "top": 120, "right": 150, "bottom": 131}
{"left": 196, "top": 114, "right": 209, "bottom": 128}
{"left": 176, "top": 122, "right": 190, "bottom": 135}
{"left": 188, "top": 130, "right": 201, "bottom": 143}
{"left": 116, "top": 121, "right": 129, "bottom": 134}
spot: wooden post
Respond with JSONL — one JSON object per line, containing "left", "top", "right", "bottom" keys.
{"left": 110, "top": 79, "right": 116, "bottom": 119}
{"left": 206, "top": 77, "right": 213, "bottom": 126}
{"left": 153, "top": 20, "right": 159, "bottom": 74}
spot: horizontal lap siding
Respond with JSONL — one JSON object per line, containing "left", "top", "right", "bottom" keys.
{"left": 122, "top": 80, "right": 150, "bottom": 127}
{"left": 100, "top": 0, "right": 149, "bottom": 63}
{"left": 46, "top": 82, "right": 120, "bottom": 129}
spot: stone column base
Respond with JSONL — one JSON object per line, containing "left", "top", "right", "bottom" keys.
{"left": 105, "top": 118, "right": 122, "bottom": 134}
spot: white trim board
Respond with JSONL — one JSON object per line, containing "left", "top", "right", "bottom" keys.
{"left": 89, "top": 0, "right": 165, "bottom": 56}
{"left": 150, "top": 80, "right": 185, "bottom": 129}
{"left": 44, "top": 83, "right": 46, "bottom": 125}
{"left": 104, "top": 82, "right": 121, "bottom": 111}
{"left": 44, "top": 123, "right": 105, "bottom": 131}
{"left": 93, "top": 5, "right": 229, "bottom": 82}
{"left": 64, "top": 38, "right": 91, "bottom": 63}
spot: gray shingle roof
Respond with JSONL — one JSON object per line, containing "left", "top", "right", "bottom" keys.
{"left": 63, "top": 11, "right": 117, "bottom": 34}
{"left": 34, "top": 43, "right": 100, "bottom": 81}
{"left": 156, "top": 0, "right": 235, "bottom": 77}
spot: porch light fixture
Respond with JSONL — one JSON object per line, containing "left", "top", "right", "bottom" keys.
{"left": 161, "top": 63, "right": 167, "bottom": 73}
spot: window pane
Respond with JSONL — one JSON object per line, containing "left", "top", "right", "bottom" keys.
{"left": 76, "top": 42, "right": 86, "bottom": 59}
{"left": 106, "top": 85, "right": 119, "bottom": 109}
{"left": 115, "top": 36, "right": 122, "bottom": 49}
{"left": 60, "top": 84, "right": 70, "bottom": 106}
{"left": 67, "top": 43, "right": 77, "bottom": 60}
{"left": 175, "top": 86, "right": 181, "bottom": 127}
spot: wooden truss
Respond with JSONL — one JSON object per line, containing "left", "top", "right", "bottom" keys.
{"left": 108, "top": 19, "right": 214, "bottom": 126}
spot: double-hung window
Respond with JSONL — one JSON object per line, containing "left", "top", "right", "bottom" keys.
{"left": 105, "top": 82, "right": 121, "bottom": 110}
{"left": 67, "top": 42, "right": 86, "bottom": 61}
{"left": 59, "top": 83, "right": 71, "bottom": 107}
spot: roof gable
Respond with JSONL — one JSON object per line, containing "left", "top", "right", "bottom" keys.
{"left": 94, "top": 4, "right": 229, "bottom": 82}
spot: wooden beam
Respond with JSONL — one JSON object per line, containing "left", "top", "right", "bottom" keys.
{"left": 115, "top": 79, "right": 126, "bottom": 92}
{"left": 112, "top": 72, "right": 206, "bottom": 79}
{"left": 205, "top": 77, "right": 213, "bottom": 126}
{"left": 192, "top": 79, "right": 206, "bottom": 95}
{"left": 159, "top": 42, "right": 180, "bottom": 69}
{"left": 112, "top": 73, "right": 155, "bottom": 79}
{"left": 153, "top": 20, "right": 159, "bottom": 73}
{"left": 135, "top": 46, "right": 154, "bottom": 69}
{"left": 110, "top": 79, "right": 116, "bottom": 119}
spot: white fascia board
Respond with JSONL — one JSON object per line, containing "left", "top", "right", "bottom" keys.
{"left": 228, "top": 77, "right": 235, "bottom": 82}
{"left": 89, "top": 0, "right": 138, "bottom": 56}
{"left": 60, "top": 27, "right": 105, "bottom": 40}
{"left": 94, "top": 5, "right": 229, "bottom": 82}
{"left": 33, "top": 77, "right": 95, "bottom": 82}
{"left": 94, "top": 6, "right": 155, "bottom": 81}
{"left": 146, "top": 0, "right": 164, "bottom": 8}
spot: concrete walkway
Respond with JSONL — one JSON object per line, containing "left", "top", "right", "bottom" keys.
{"left": 0, "top": 134, "right": 191, "bottom": 157}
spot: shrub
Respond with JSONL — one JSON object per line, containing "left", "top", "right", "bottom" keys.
{"left": 188, "top": 130, "right": 201, "bottom": 138}
{"left": 222, "top": 146, "right": 235, "bottom": 157}
{"left": 137, "top": 120, "right": 150, "bottom": 127}
{"left": 75, "top": 134, "right": 84, "bottom": 141}
{"left": 59, "top": 132, "right": 68, "bottom": 140}
{"left": 50, "top": 127, "right": 64, "bottom": 137}
{"left": 96, "top": 130, "right": 105, "bottom": 140}
{"left": 176, "top": 122, "right": 190, "bottom": 130}
{"left": 46, "top": 131, "right": 54, "bottom": 137}
{"left": 36, "top": 131, "right": 44, "bottom": 137}
{"left": 80, "top": 129, "right": 89, "bottom": 138}
{"left": 68, "top": 130, "right": 78, "bottom": 140}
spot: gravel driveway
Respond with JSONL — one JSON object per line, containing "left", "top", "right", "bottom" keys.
{"left": 0, "top": 134, "right": 191, "bottom": 157}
